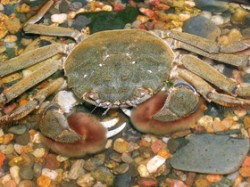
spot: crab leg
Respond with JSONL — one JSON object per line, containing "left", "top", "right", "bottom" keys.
{"left": 180, "top": 55, "right": 250, "bottom": 97}
{"left": 176, "top": 68, "right": 250, "bottom": 107}
{"left": 0, "top": 78, "right": 65, "bottom": 122}
{"left": 25, "top": 0, "right": 55, "bottom": 25}
{"left": 174, "top": 40, "right": 249, "bottom": 67}
{"left": 0, "top": 44, "right": 71, "bottom": 77}
{"left": 24, "top": 24, "right": 84, "bottom": 43}
{"left": 0, "top": 57, "right": 63, "bottom": 106}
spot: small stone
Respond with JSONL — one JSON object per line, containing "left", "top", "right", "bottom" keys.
{"left": 5, "top": 17, "right": 22, "bottom": 34}
{"left": 137, "top": 178, "right": 158, "bottom": 187}
{"left": 84, "top": 154, "right": 105, "bottom": 171}
{"left": 3, "top": 180, "right": 16, "bottom": 187}
{"left": 146, "top": 155, "right": 166, "bottom": 173}
{"left": 0, "top": 152, "right": 6, "bottom": 168}
{"left": 151, "top": 139, "right": 164, "bottom": 153}
{"left": 15, "top": 131, "right": 30, "bottom": 145}
{"left": 227, "top": 29, "right": 242, "bottom": 43}
{"left": 42, "top": 168, "right": 58, "bottom": 180}
{"left": 69, "top": 159, "right": 85, "bottom": 180}
{"left": 8, "top": 125, "right": 27, "bottom": 135}
{"left": 210, "top": 15, "right": 224, "bottom": 25}
{"left": 231, "top": 7, "right": 249, "bottom": 25}
{"left": 206, "top": 174, "right": 223, "bottom": 183}
{"left": 194, "top": 178, "right": 211, "bottom": 187}
{"left": 18, "top": 180, "right": 35, "bottom": 187}
{"left": 4, "top": 35, "right": 17, "bottom": 43}
{"left": 72, "top": 15, "right": 91, "bottom": 30}
{"left": 121, "top": 153, "right": 133, "bottom": 163}
{"left": 32, "top": 148, "right": 46, "bottom": 158}
{"left": 234, "top": 109, "right": 247, "bottom": 118}
{"left": 113, "top": 138, "right": 129, "bottom": 153}
{"left": 16, "top": 3, "right": 30, "bottom": 13}
{"left": 91, "top": 167, "right": 114, "bottom": 186}
{"left": 10, "top": 165, "right": 20, "bottom": 184}
{"left": 113, "top": 163, "right": 130, "bottom": 174}
{"left": 0, "top": 144, "right": 14, "bottom": 154}
{"left": 183, "top": 15, "right": 221, "bottom": 41}
{"left": 19, "top": 165, "right": 34, "bottom": 180}
{"left": 33, "top": 163, "right": 43, "bottom": 177}
{"left": 51, "top": 13, "right": 68, "bottom": 24}
{"left": 137, "top": 164, "right": 150, "bottom": 177}
{"left": 36, "top": 175, "right": 51, "bottom": 187}
{"left": 244, "top": 116, "right": 250, "bottom": 129}
{"left": 45, "top": 154, "right": 60, "bottom": 170}
{"left": 76, "top": 173, "right": 95, "bottom": 187}
{"left": 194, "top": 0, "right": 229, "bottom": 12}
{"left": 239, "top": 167, "right": 250, "bottom": 177}
{"left": 56, "top": 155, "right": 68, "bottom": 162}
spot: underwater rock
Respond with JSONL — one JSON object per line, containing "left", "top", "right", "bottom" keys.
{"left": 170, "top": 134, "right": 249, "bottom": 174}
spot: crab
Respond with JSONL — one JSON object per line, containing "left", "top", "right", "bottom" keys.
{"left": 0, "top": 0, "right": 250, "bottom": 157}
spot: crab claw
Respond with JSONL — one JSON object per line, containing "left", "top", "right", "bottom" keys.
{"left": 130, "top": 91, "right": 206, "bottom": 135}
{"left": 40, "top": 106, "right": 107, "bottom": 157}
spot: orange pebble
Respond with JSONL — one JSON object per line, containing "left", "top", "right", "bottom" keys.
{"left": 0, "top": 153, "right": 6, "bottom": 168}
{"left": 19, "top": 99, "right": 28, "bottom": 106}
{"left": 157, "top": 148, "right": 171, "bottom": 159}
{"left": 242, "top": 156, "right": 250, "bottom": 167}
{"left": 206, "top": 174, "right": 222, "bottom": 183}
{"left": 239, "top": 167, "right": 250, "bottom": 177}
{"left": 37, "top": 175, "right": 51, "bottom": 187}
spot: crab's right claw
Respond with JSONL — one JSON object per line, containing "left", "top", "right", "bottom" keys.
{"left": 40, "top": 105, "right": 107, "bottom": 157}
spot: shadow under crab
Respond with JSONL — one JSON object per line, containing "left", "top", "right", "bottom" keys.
{"left": 0, "top": 0, "right": 250, "bottom": 157}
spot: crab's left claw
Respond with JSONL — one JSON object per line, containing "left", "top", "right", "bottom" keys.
{"left": 40, "top": 105, "right": 108, "bottom": 157}
{"left": 130, "top": 83, "right": 206, "bottom": 135}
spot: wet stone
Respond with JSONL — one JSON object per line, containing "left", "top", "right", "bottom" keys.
{"left": 170, "top": 134, "right": 249, "bottom": 174}
{"left": 183, "top": 15, "right": 221, "bottom": 41}
{"left": 113, "top": 163, "right": 130, "bottom": 174}
{"left": 114, "top": 173, "right": 133, "bottom": 187}
{"left": 194, "top": 0, "right": 229, "bottom": 12}
{"left": 8, "top": 125, "right": 27, "bottom": 135}
{"left": 18, "top": 180, "right": 35, "bottom": 187}
{"left": 59, "top": 0, "right": 70, "bottom": 13}
{"left": 91, "top": 167, "right": 115, "bottom": 186}
{"left": 84, "top": 154, "right": 105, "bottom": 171}
{"left": 72, "top": 15, "right": 91, "bottom": 31}
{"left": 19, "top": 165, "right": 34, "bottom": 180}
{"left": 45, "top": 154, "right": 61, "bottom": 170}
{"left": 15, "top": 131, "right": 30, "bottom": 145}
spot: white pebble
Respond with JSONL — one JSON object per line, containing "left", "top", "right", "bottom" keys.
{"left": 137, "top": 164, "right": 150, "bottom": 177}
{"left": 69, "top": 159, "right": 85, "bottom": 180}
{"left": 0, "top": 144, "right": 14, "bottom": 154}
{"left": 146, "top": 155, "right": 166, "bottom": 173}
{"left": 0, "top": 3, "right": 4, "bottom": 11}
{"left": 32, "top": 148, "right": 46, "bottom": 158}
{"left": 200, "top": 11, "right": 212, "bottom": 19}
{"left": 56, "top": 155, "right": 69, "bottom": 162}
{"left": 211, "top": 15, "right": 224, "bottom": 25}
{"left": 51, "top": 13, "right": 68, "bottom": 24}
{"left": 10, "top": 165, "right": 20, "bottom": 184}
{"left": 0, "top": 128, "right": 4, "bottom": 136}
{"left": 42, "top": 168, "right": 58, "bottom": 180}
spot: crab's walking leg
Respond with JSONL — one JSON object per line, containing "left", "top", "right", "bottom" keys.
{"left": 0, "top": 57, "right": 63, "bottom": 105}
{"left": 180, "top": 55, "right": 250, "bottom": 98}
{"left": 0, "top": 44, "right": 70, "bottom": 77}
{"left": 177, "top": 68, "right": 250, "bottom": 107}
{"left": 24, "top": 24, "right": 83, "bottom": 43}
{"left": 0, "top": 78, "right": 65, "bottom": 122}
{"left": 155, "top": 30, "right": 249, "bottom": 67}
{"left": 25, "top": 0, "right": 54, "bottom": 25}
{"left": 24, "top": 0, "right": 83, "bottom": 42}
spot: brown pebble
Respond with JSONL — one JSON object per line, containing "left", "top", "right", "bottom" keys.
{"left": 244, "top": 116, "right": 250, "bottom": 129}
{"left": 151, "top": 139, "right": 164, "bottom": 154}
{"left": 240, "top": 167, "right": 250, "bottom": 177}
{"left": 137, "top": 178, "right": 158, "bottom": 187}
{"left": 45, "top": 154, "right": 60, "bottom": 170}
{"left": 194, "top": 178, "right": 211, "bottom": 187}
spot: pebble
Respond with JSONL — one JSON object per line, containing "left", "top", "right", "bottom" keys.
{"left": 137, "top": 164, "right": 150, "bottom": 177}
{"left": 146, "top": 155, "right": 166, "bottom": 173}
{"left": 84, "top": 154, "right": 105, "bottom": 171}
{"left": 41, "top": 168, "right": 58, "bottom": 180}
{"left": 68, "top": 159, "right": 85, "bottom": 180}
{"left": 194, "top": 0, "right": 229, "bottom": 12}
{"left": 51, "top": 13, "right": 68, "bottom": 24}
{"left": 113, "top": 163, "right": 130, "bottom": 174}
{"left": 137, "top": 178, "right": 158, "bottom": 187}
{"left": 194, "top": 178, "right": 211, "bottom": 187}
{"left": 4, "top": 35, "right": 17, "bottom": 43}
{"left": 53, "top": 91, "right": 78, "bottom": 113}
{"left": 19, "top": 166, "right": 34, "bottom": 180}
{"left": 8, "top": 125, "right": 27, "bottom": 135}
{"left": 183, "top": 15, "right": 221, "bottom": 40}
{"left": 72, "top": 15, "right": 91, "bottom": 30}
{"left": 4, "top": 17, "right": 22, "bottom": 34}
{"left": 91, "top": 167, "right": 114, "bottom": 186}
{"left": 45, "top": 154, "right": 60, "bottom": 170}
{"left": 210, "top": 15, "right": 225, "bottom": 25}
{"left": 10, "top": 165, "right": 20, "bottom": 185}
{"left": 113, "top": 138, "right": 129, "bottom": 153}
{"left": 15, "top": 131, "right": 30, "bottom": 145}
{"left": 32, "top": 148, "right": 46, "bottom": 158}
{"left": 0, "top": 144, "right": 14, "bottom": 154}
{"left": 76, "top": 173, "right": 95, "bottom": 187}
{"left": 36, "top": 175, "right": 51, "bottom": 187}
{"left": 121, "top": 153, "right": 133, "bottom": 163}
{"left": 231, "top": 7, "right": 249, "bottom": 25}
{"left": 18, "top": 180, "right": 35, "bottom": 187}
{"left": 33, "top": 163, "right": 43, "bottom": 177}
